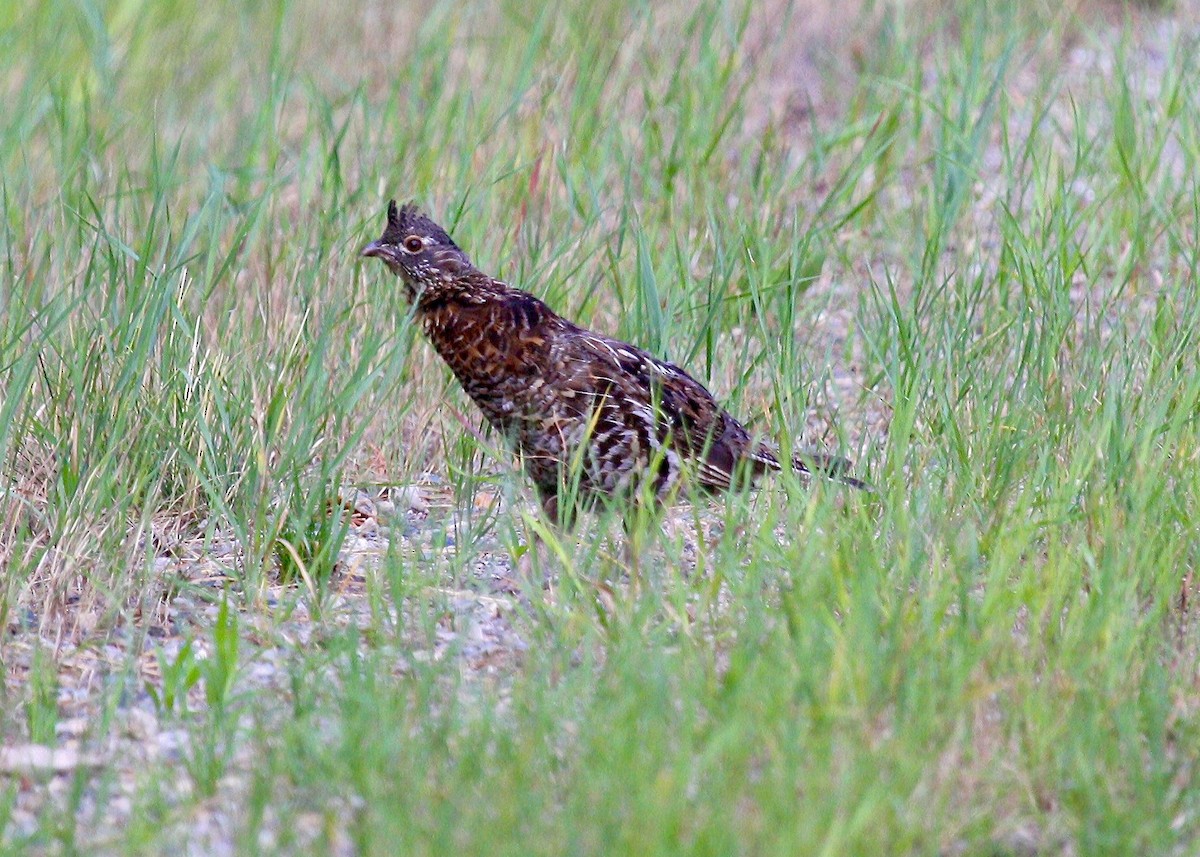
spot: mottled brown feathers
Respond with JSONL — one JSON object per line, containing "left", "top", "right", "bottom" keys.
{"left": 362, "top": 200, "right": 868, "bottom": 524}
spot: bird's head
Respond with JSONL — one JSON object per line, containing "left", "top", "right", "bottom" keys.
{"left": 361, "top": 200, "right": 473, "bottom": 303}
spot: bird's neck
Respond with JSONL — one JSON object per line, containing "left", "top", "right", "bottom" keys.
{"left": 409, "top": 270, "right": 510, "bottom": 312}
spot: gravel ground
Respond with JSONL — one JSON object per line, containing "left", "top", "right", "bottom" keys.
{"left": 3, "top": 475, "right": 753, "bottom": 850}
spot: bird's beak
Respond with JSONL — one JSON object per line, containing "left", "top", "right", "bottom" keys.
{"left": 360, "top": 240, "right": 385, "bottom": 259}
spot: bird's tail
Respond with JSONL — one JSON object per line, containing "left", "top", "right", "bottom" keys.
{"left": 790, "top": 450, "right": 874, "bottom": 492}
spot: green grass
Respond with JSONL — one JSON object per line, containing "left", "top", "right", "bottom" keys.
{"left": 3, "top": 0, "right": 1200, "bottom": 853}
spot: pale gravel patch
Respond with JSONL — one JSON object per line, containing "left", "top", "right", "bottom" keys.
{"left": 3, "top": 475, "right": 769, "bottom": 850}
{"left": 3, "top": 484, "right": 534, "bottom": 850}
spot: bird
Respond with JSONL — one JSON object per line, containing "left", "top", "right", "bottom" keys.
{"left": 361, "top": 200, "right": 869, "bottom": 531}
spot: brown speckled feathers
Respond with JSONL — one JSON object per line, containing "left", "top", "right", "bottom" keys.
{"left": 362, "top": 201, "right": 868, "bottom": 524}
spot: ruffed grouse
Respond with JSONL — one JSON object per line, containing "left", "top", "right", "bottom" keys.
{"left": 362, "top": 201, "right": 868, "bottom": 526}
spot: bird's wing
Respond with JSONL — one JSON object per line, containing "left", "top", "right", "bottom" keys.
{"left": 565, "top": 332, "right": 769, "bottom": 492}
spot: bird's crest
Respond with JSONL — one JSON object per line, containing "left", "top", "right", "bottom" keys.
{"left": 382, "top": 200, "right": 462, "bottom": 253}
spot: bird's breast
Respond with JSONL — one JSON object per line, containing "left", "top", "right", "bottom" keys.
{"left": 419, "top": 303, "right": 556, "bottom": 429}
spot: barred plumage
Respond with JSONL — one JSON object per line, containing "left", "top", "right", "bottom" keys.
{"left": 362, "top": 201, "right": 868, "bottom": 525}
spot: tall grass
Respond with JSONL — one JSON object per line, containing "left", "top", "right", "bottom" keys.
{"left": 2, "top": 0, "right": 1199, "bottom": 853}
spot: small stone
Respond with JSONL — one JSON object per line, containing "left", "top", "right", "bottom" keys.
{"left": 390, "top": 486, "right": 428, "bottom": 513}
{"left": 125, "top": 707, "right": 159, "bottom": 742}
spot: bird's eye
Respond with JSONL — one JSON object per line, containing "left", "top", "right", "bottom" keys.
{"left": 403, "top": 236, "right": 424, "bottom": 253}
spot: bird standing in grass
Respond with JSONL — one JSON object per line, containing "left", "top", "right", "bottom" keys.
{"left": 362, "top": 201, "right": 868, "bottom": 530}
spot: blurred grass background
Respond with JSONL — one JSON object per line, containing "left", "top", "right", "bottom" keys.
{"left": 3, "top": 0, "right": 1200, "bottom": 853}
